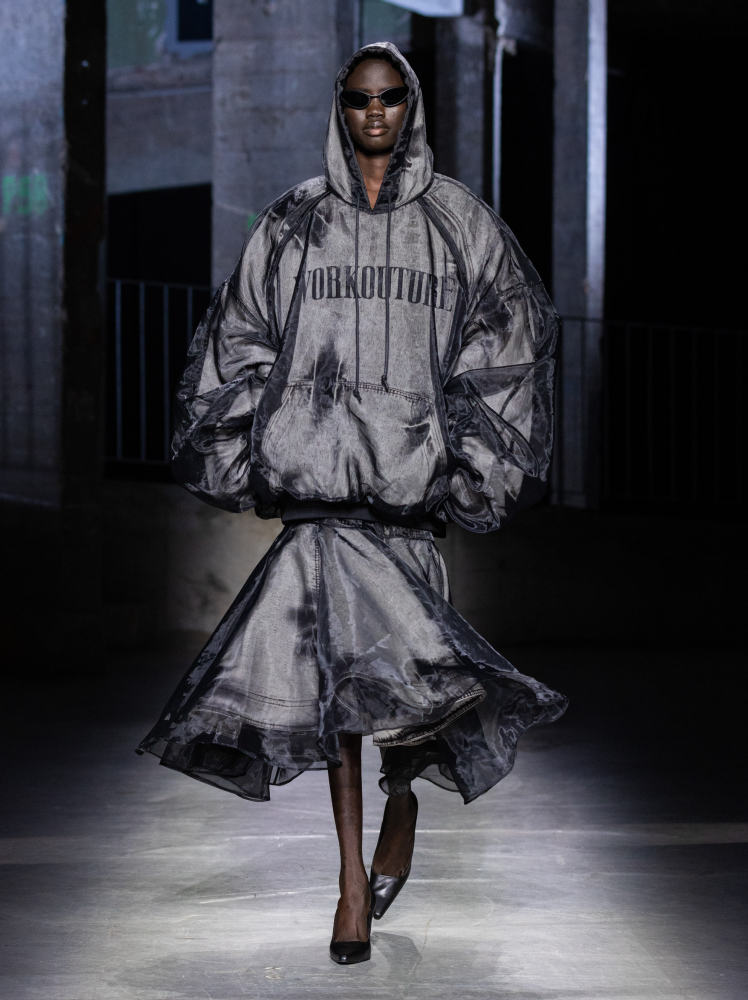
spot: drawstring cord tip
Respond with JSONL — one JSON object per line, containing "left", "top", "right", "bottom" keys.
{"left": 381, "top": 375, "right": 390, "bottom": 391}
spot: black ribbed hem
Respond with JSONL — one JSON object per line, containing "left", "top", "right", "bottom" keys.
{"left": 280, "top": 497, "right": 446, "bottom": 536}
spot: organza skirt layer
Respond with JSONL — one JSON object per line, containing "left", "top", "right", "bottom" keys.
{"left": 137, "top": 520, "right": 567, "bottom": 803}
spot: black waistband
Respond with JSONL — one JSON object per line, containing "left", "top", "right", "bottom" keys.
{"left": 280, "top": 498, "right": 446, "bottom": 537}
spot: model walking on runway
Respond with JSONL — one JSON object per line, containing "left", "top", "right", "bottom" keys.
{"left": 138, "top": 43, "right": 567, "bottom": 965}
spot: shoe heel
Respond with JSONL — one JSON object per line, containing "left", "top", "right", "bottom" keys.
{"left": 329, "top": 895, "right": 373, "bottom": 964}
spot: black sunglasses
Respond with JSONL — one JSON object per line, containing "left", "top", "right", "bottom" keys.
{"left": 340, "top": 86, "right": 408, "bottom": 110}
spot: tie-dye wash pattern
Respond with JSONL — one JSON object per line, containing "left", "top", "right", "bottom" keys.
{"left": 170, "top": 43, "right": 557, "bottom": 532}
{"left": 139, "top": 521, "right": 567, "bottom": 803}
{"left": 139, "top": 44, "right": 566, "bottom": 803}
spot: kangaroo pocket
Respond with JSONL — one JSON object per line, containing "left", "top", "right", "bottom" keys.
{"left": 259, "top": 380, "right": 447, "bottom": 507}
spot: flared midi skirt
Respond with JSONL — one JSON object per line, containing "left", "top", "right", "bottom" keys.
{"left": 137, "top": 519, "right": 567, "bottom": 803}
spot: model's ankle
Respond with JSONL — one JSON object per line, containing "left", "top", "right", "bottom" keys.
{"left": 371, "top": 792, "right": 418, "bottom": 876}
{"left": 386, "top": 789, "right": 416, "bottom": 817}
{"left": 339, "top": 866, "right": 369, "bottom": 892}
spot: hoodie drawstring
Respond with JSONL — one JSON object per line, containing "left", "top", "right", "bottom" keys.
{"left": 353, "top": 192, "right": 362, "bottom": 402}
{"left": 381, "top": 192, "right": 391, "bottom": 391}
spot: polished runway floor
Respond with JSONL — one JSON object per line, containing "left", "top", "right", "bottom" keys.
{"left": 1, "top": 641, "right": 746, "bottom": 999}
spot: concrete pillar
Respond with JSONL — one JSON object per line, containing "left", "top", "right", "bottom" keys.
{"left": 551, "top": 0, "right": 607, "bottom": 507}
{"left": 212, "top": 0, "right": 340, "bottom": 285}
{"left": 0, "top": 1, "right": 106, "bottom": 665}
{"left": 434, "top": 10, "right": 486, "bottom": 197}
{"left": 336, "top": 0, "right": 359, "bottom": 69}
{"left": 0, "top": 2, "right": 65, "bottom": 502}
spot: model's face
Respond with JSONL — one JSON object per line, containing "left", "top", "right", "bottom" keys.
{"left": 343, "top": 59, "right": 407, "bottom": 155}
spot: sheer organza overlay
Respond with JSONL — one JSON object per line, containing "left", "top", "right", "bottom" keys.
{"left": 138, "top": 521, "right": 567, "bottom": 804}
{"left": 169, "top": 43, "right": 558, "bottom": 533}
{"left": 140, "top": 44, "right": 567, "bottom": 804}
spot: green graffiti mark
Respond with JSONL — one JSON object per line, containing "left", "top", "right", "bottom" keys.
{"left": 1, "top": 172, "right": 50, "bottom": 217}
{"left": 246, "top": 212, "right": 259, "bottom": 230}
{"left": 1, "top": 176, "right": 16, "bottom": 215}
{"left": 29, "top": 174, "right": 50, "bottom": 215}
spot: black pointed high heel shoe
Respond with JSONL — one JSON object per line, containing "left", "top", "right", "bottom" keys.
{"left": 370, "top": 791, "right": 418, "bottom": 920}
{"left": 329, "top": 895, "right": 373, "bottom": 965}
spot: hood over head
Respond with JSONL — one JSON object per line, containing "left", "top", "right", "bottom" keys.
{"left": 323, "top": 42, "right": 433, "bottom": 211}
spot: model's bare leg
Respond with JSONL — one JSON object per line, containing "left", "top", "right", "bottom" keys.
{"left": 328, "top": 733, "right": 370, "bottom": 941}
{"left": 371, "top": 789, "right": 418, "bottom": 876}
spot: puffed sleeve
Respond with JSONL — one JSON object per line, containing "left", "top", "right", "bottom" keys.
{"left": 170, "top": 211, "right": 280, "bottom": 512}
{"left": 443, "top": 222, "right": 557, "bottom": 532}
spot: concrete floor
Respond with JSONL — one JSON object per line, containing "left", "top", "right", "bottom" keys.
{"left": 1, "top": 642, "right": 746, "bottom": 999}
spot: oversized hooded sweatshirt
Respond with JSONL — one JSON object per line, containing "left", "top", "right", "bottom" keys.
{"left": 171, "top": 43, "right": 557, "bottom": 534}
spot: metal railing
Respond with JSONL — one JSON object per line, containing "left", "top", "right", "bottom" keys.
{"left": 105, "top": 278, "right": 212, "bottom": 465}
{"left": 105, "top": 282, "right": 747, "bottom": 512}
